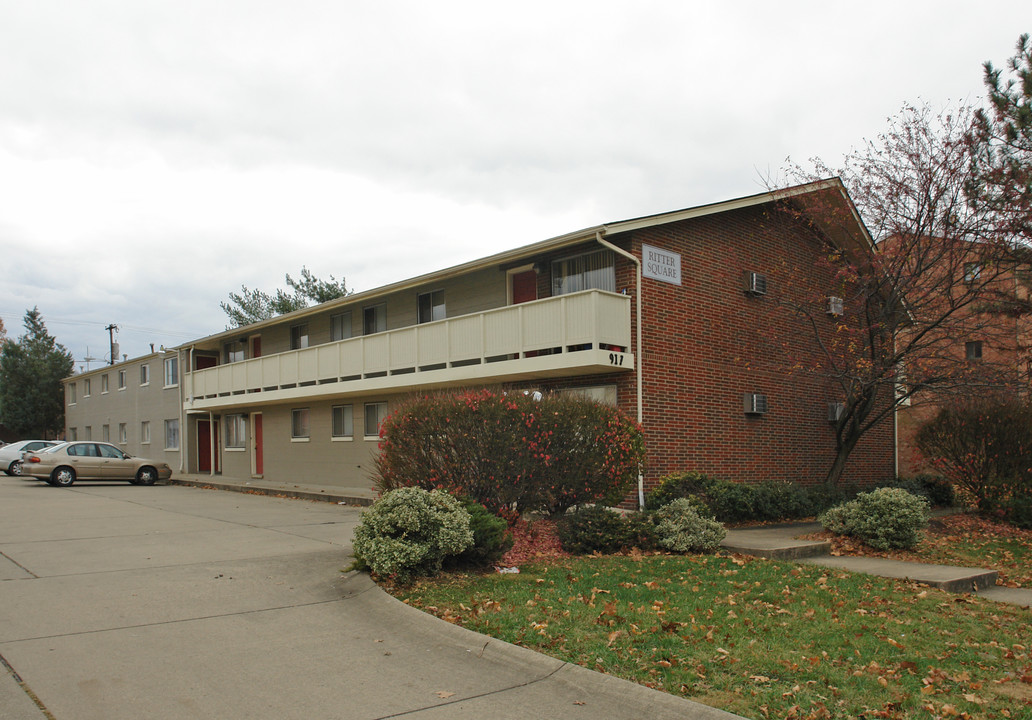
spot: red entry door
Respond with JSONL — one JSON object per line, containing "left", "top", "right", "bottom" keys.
{"left": 197, "top": 420, "right": 220, "bottom": 473}
{"left": 512, "top": 270, "right": 537, "bottom": 304}
{"left": 252, "top": 413, "right": 263, "bottom": 477}
{"left": 251, "top": 336, "right": 262, "bottom": 359}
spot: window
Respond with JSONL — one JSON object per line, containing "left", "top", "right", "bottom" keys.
{"left": 118, "top": 423, "right": 127, "bottom": 444}
{"left": 102, "top": 424, "right": 110, "bottom": 442}
{"left": 291, "top": 408, "right": 310, "bottom": 439}
{"left": 85, "top": 426, "right": 92, "bottom": 440}
{"left": 140, "top": 364, "right": 150, "bottom": 385}
{"left": 551, "top": 250, "right": 615, "bottom": 296}
{"left": 332, "top": 404, "right": 353, "bottom": 439}
{"left": 226, "top": 414, "right": 246, "bottom": 448}
{"left": 68, "top": 427, "right": 77, "bottom": 441}
{"left": 364, "top": 402, "right": 388, "bottom": 438}
{"left": 118, "top": 370, "right": 126, "bottom": 389}
{"left": 966, "top": 340, "right": 983, "bottom": 360}
{"left": 141, "top": 421, "right": 151, "bottom": 445}
{"left": 363, "top": 304, "right": 386, "bottom": 335}
{"left": 964, "top": 263, "right": 982, "bottom": 283}
{"left": 101, "top": 374, "right": 109, "bottom": 393}
{"left": 164, "top": 419, "right": 179, "bottom": 450}
{"left": 164, "top": 356, "right": 179, "bottom": 387}
{"left": 331, "top": 312, "right": 353, "bottom": 342}
{"left": 83, "top": 378, "right": 91, "bottom": 397}
{"left": 225, "top": 341, "right": 246, "bottom": 363}
{"left": 417, "top": 291, "right": 446, "bottom": 324}
{"left": 290, "top": 324, "right": 309, "bottom": 350}
{"left": 69, "top": 383, "right": 76, "bottom": 404}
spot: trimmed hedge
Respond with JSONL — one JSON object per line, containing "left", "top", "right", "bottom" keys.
{"left": 374, "top": 389, "right": 645, "bottom": 517}
{"left": 819, "top": 488, "right": 930, "bottom": 550}
{"left": 557, "top": 506, "right": 656, "bottom": 554}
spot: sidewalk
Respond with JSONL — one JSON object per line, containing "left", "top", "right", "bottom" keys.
{"left": 169, "top": 472, "right": 378, "bottom": 506}
{"left": 722, "top": 523, "right": 1032, "bottom": 607}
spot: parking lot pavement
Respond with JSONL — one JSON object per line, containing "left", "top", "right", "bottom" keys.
{"left": 0, "top": 476, "right": 741, "bottom": 720}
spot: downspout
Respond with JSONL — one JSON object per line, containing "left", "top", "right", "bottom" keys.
{"left": 595, "top": 230, "right": 645, "bottom": 510}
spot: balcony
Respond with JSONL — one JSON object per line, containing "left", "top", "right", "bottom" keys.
{"left": 186, "top": 290, "right": 633, "bottom": 411}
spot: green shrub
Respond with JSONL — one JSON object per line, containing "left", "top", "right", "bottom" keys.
{"left": 707, "top": 481, "right": 756, "bottom": 523}
{"left": 1003, "top": 494, "right": 1032, "bottom": 530}
{"left": 557, "top": 506, "right": 655, "bottom": 555}
{"left": 819, "top": 488, "right": 930, "bottom": 550}
{"left": 352, "top": 487, "right": 473, "bottom": 582}
{"left": 374, "top": 389, "right": 645, "bottom": 517}
{"left": 887, "top": 475, "right": 956, "bottom": 508}
{"left": 751, "top": 481, "right": 818, "bottom": 521}
{"left": 652, "top": 498, "right": 727, "bottom": 553}
{"left": 447, "top": 499, "right": 513, "bottom": 569}
{"left": 644, "top": 472, "right": 716, "bottom": 511}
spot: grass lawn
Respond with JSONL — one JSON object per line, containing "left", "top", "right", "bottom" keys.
{"left": 397, "top": 553, "right": 1032, "bottom": 719}
{"left": 802, "top": 513, "right": 1032, "bottom": 588}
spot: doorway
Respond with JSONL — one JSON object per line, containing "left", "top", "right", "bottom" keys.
{"left": 250, "top": 412, "right": 264, "bottom": 478}
{"left": 197, "top": 419, "right": 221, "bottom": 474}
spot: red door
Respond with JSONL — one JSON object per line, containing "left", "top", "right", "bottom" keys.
{"left": 196, "top": 356, "right": 217, "bottom": 370}
{"left": 197, "top": 420, "right": 221, "bottom": 473}
{"left": 251, "top": 336, "right": 262, "bottom": 359}
{"left": 252, "top": 413, "right": 264, "bottom": 477}
{"left": 197, "top": 421, "right": 212, "bottom": 473}
{"left": 512, "top": 270, "right": 537, "bottom": 304}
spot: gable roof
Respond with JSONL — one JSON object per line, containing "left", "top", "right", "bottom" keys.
{"left": 178, "top": 178, "right": 870, "bottom": 349}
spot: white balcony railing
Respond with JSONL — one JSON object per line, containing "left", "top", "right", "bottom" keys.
{"left": 187, "top": 290, "right": 631, "bottom": 403}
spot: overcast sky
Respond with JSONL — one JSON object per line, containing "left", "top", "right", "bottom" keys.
{"left": 0, "top": 1, "right": 1027, "bottom": 369}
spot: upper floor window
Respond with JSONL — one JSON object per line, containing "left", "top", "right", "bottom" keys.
{"left": 69, "top": 383, "right": 76, "bottom": 404}
{"left": 966, "top": 340, "right": 983, "bottom": 361}
{"left": 164, "top": 356, "right": 179, "bottom": 387}
{"left": 101, "top": 374, "right": 109, "bottom": 393}
{"left": 417, "top": 290, "right": 446, "bottom": 324}
{"left": 140, "top": 364, "right": 151, "bottom": 385}
{"left": 363, "top": 304, "right": 386, "bottom": 335}
{"left": 552, "top": 249, "right": 615, "bottom": 296}
{"left": 290, "top": 324, "right": 310, "bottom": 350}
{"left": 225, "top": 340, "right": 246, "bottom": 363}
{"left": 331, "top": 311, "right": 353, "bottom": 342}
{"left": 118, "top": 369, "right": 126, "bottom": 389}
{"left": 963, "top": 263, "right": 982, "bottom": 283}
{"left": 83, "top": 378, "right": 91, "bottom": 397}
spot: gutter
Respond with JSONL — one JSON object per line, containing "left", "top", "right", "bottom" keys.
{"left": 595, "top": 230, "right": 645, "bottom": 510}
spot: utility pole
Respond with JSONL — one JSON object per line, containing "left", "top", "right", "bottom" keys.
{"left": 106, "top": 324, "right": 118, "bottom": 366}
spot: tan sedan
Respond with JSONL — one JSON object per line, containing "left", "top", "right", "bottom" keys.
{"left": 22, "top": 442, "right": 173, "bottom": 487}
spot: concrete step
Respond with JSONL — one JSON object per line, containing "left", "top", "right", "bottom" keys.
{"left": 721, "top": 523, "right": 829, "bottom": 560}
{"left": 801, "top": 555, "right": 999, "bottom": 594}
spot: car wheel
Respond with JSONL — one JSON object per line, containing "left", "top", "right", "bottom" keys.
{"left": 8, "top": 460, "right": 22, "bottom": 476}
{"left": 136, "top": 467, "right": 158, "bottom": 486}
{"left": 51, "top": 467, "right": 76, "bottom": 487}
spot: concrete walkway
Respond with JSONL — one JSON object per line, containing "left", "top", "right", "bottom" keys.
{"left": 0, "top": 475, "right": 740, "bottom": 720}
{"left": 722, "top": 523, "right": 1032, "bottom": 607}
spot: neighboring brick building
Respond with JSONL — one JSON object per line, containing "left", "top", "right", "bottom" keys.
{"left": 63, "top": 179, "right": 896, "bottom": 500}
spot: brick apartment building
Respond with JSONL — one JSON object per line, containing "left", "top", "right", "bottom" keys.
{"left": 63, "top": 179, "right": 896, "bottom": 499}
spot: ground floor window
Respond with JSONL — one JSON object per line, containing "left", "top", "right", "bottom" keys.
{"left": 291, "top": 408, "right": 310, "bottom": 439}
{"left": 332, "top": 404, "right": 353, "bottom": 439}
{"left": 141, "top": 421, "right": 151, "bottom": 444}
{"left": 364, "top": 402, "right": 387, "bottom": 438}
{"left": 102, "top": 424, "right": 110, "bottom": 442}
{"left": 85, "top": 426, "right": 92, "bottom": 440}
{"left": 164, "top": 419, "right": 180, "bottom": 450}
{"left": 118, "top": 423, "right": 127, "bottom": 444}
{"left": 68, "top": 427, "right": 77, "bottom": 441}
{"left": 226, "top": 414, "right": 247, "bottom": 448}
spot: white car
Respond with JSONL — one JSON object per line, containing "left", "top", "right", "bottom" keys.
{"left": 0, "top": 440, "right": 59, "bottom": 476}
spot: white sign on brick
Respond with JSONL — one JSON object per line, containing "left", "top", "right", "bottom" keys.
{"left": 642, "top": 244, "right": 682, "bottom": 285}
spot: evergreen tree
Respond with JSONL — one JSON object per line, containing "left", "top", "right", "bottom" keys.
{"left": 0, "top": 308, "right": 74, "bottom": 438}
{"left": 220, "top": 267, "right": 351, "bottom": 327}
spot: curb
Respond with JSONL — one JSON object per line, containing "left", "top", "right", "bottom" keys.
{"left": 168, "top": 477, "right": 374, "bottom": 506}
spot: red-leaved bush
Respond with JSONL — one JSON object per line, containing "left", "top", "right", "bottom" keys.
{"left": 373, "top": 389, "right": 645, "bottom": 517}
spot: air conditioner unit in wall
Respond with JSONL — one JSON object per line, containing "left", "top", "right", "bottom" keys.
{"left": 827, "top": 296, "right": 844, "bottom": 316}
{"left": 743, "top": 393, "right": 768, "bottom": 415}
{"left": 744, "top": 271, "right": 767, "bottom": 296}
{"left": 827, "top": 402, "right": 845, "bottom": 423}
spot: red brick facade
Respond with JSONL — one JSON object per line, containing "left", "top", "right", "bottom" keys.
{"left": 517, "top": 202, "right": 896, "bottom": 492}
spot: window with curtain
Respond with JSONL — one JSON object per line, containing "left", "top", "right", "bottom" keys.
{"left": 551, "top": 250, "right": 615, "bottom": 296}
